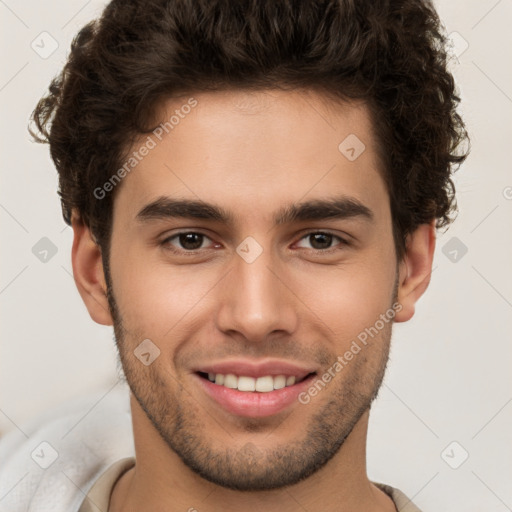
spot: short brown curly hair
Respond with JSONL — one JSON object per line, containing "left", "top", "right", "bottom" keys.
{"left": 31, "top": 0, "right": 468, "bottom": 262}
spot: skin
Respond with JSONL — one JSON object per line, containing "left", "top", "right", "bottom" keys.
{"left": 71, "top": 89, "right": 435, "bottom": 512}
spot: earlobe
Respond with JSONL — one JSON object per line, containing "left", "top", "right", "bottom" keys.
{"left": 71, "top": 212, "right": 113, "bottom": 326}
{"left": 394, "top": 221, "right": 436, "bottom": 323}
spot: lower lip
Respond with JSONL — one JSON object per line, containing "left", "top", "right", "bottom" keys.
{"left": 195, "top": 373, "right": 316, "bottom": 418}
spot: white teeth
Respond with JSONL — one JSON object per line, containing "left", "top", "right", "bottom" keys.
{"left": 205, "top": 373, "right": 303, "bottom": 392}
{"left": 237, "top": 376, "right": 256, "bottom": 392}
{"left": 255, "top": 376, "right": 274, "bottom": 392}
{"left": 223, "top": 373, "right": 238, "bottom": 389}
{"left": 273, "top": 375, "right": 286, "bottom": 389}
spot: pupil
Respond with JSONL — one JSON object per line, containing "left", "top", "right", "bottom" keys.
{"left": 310, "top": 233, "right": 332, "bottom": 250}
{"left": 180, "top": 233, "right": 203, "bottom": 250}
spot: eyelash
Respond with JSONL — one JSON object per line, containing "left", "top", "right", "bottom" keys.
{"left": 160, "top": 230, "right": 350, "bottom": 255}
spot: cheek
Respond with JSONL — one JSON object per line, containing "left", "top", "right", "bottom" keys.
{"left": 294, "top": 256, "right": 396, "bottom": 343}
{"left": 110, "top": 246, "right": 220, "bottom": 339}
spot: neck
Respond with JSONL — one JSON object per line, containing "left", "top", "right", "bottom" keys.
{"left": 110, "top": 395, "right": 395, "bottom": 512}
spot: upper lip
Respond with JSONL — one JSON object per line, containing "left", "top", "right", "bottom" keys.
{"left": 194, "top": 358, "right": 317, "bottom": 380}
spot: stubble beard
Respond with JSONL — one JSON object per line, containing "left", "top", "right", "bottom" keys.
{"left": 104, "top": 263, "right": 395, "bottom": 491}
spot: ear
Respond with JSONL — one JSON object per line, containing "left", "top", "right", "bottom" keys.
{"left": 394, "top": 220, "right": 436, "bottom": 323}
{"left": 71, "top": 211, "right": 113, "bottom": 326}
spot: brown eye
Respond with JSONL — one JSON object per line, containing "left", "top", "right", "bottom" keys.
{"left": 309, "top": 233, "right": 333, "bottom": 250}
{"left": 296, "top": 231, "right": 347, "bottom": 251}
{"left": 177, "top": 233, "right": 204, "bottom": 250}
{"left": 162, "top": 232, "right": 212, "bottom": 252}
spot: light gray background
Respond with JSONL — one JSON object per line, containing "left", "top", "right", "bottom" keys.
{"left": 1, "top": 1, "right": 511, "bottom": 510}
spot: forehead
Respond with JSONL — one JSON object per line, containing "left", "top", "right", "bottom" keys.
{"left": 113, "top": 89, "right": 388, "bottom": 226}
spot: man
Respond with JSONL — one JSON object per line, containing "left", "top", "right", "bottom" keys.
{"left": 0, "top": 0, "right": 468, "bottom": 510}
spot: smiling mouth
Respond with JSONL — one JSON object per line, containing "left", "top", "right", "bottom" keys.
{"left": 196, "top": 371, "right": 316, "bottom": 393}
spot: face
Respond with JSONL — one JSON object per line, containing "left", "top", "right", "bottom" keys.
{"left": 104, "top": 89, "right": 400, "bottom": 491}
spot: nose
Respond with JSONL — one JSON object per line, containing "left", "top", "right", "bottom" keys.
{"left": 215, "top": 245, "right": 299, "bottom": 342}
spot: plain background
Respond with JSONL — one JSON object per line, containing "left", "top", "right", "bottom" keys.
{"left": 1, "top": 1, "right": 511, "bottom": 510}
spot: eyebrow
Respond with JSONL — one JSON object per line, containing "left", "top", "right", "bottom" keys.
{"left": 135, "top": 196, "right": 374, "bottom": 226}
